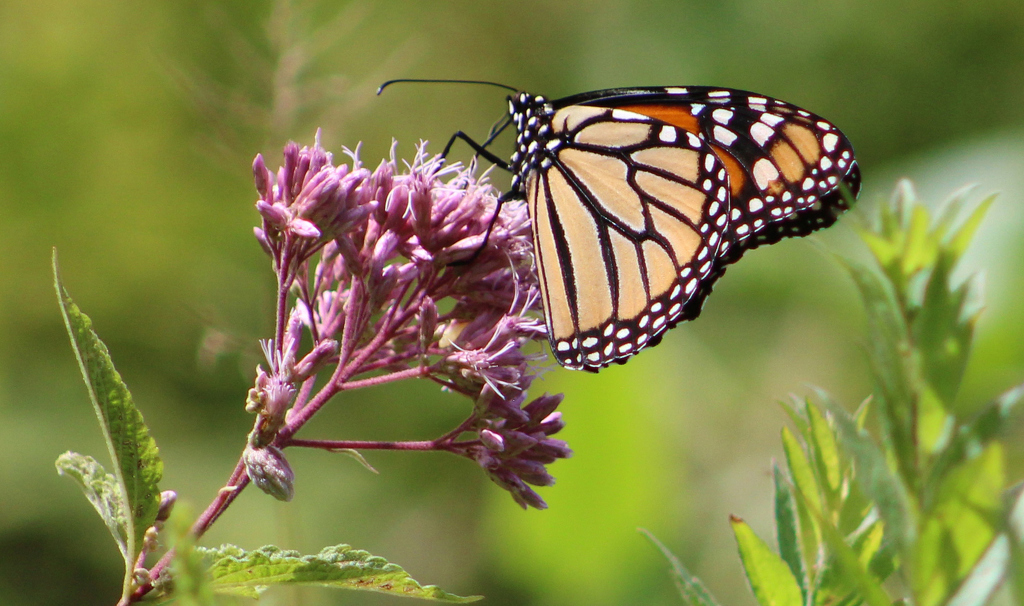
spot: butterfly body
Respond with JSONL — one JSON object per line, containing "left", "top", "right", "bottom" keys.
{"left": 500, "top": 86, "right": 860, "bottom": 371}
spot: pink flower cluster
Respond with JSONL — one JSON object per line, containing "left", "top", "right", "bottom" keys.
{"left": 244, "top": 133, "right": 570, "bottom": 508}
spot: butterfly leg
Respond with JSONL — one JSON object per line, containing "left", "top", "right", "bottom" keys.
{"left": 440, "top": 131, "right": 512, "bottom": 171}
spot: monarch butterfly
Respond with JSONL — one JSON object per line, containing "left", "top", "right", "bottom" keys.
{"left": 382, "top": 81, "right": 861, "bottom": 371}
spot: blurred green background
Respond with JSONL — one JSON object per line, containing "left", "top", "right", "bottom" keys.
{"left": 2, "top": 1, "right": 1024, "bottom": 604}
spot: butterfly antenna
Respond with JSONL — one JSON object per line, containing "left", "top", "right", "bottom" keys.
{"left": 377, "top": 78, "right": 519, "bottom": 95}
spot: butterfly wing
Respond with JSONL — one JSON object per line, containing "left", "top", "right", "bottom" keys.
{"left": 526, "top": 104, "right": 730, "bottom": 370}
{"left": 571, "top": 86, "right": 861, "bottom": 263}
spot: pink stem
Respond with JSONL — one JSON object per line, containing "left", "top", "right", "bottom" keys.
{"left": 287, "top": 438, "right": 441, "bottom": 451}
{"left": 129, "top": 460, "right": 250, "bottom": 602}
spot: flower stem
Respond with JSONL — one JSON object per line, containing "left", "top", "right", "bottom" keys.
{"left": 286, "top": 438, "right": 441, "bottom": 451}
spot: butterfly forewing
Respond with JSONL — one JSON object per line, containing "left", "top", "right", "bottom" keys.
{"left": 584, "top": 87, "right": 861, "bottom": 262}
{"left": 524, "top": 104, "right": 729, "bottom": 370}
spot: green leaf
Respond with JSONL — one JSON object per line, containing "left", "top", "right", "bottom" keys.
{"left": 55, "top": 453, "right": 130, "bottom": 562}
{"left": 782, "top": 427, "right": 821, "bottom": 514}
{"left": 731, "top": 516, "right": 803, "bottom": 606}
{"left": 773, "top": 465, "right": 807, "bottom": 604}
{"left": 53, "top": 251, "right": 163, "bottom": 599}
{"left": 807, "top": 404, "right": 842, "bottom": 499}
{"left": 946, "top": 194, "right": 996, "bottom": 260}
{"left": 790, "top": 486, "right": 892, "bottom": 606}
{"left": 914, "top": 444, "right": 1005, "bottom": 606}
{"left": 825, "top": 399, "right": 915, "bottom": 553}
{"left": 199, "top": 544, "right": 480, "bottom": 602}
{"left": 927, "top": 382, "right": 1024, "bottom": 501}
{"left": 945, "top": 534, "right": 1010, "bottom": 606}
{"left": 1007, "top": 483, "right": 1024, "bottom": 604}
{"left": 780, "top": 397, "right": 810, "bottom": 437}
{"left": 837, "top": 255, "right": 918, "bottom": 485}
{"left": 782, "top": 426, "right": 822, "bottom": 572}
{"left": 640, "top": 528, "right": 722, "bottom": 606}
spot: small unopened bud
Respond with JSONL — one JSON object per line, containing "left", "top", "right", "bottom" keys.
{"left": 290, "top": 218, "right": 322, "bottom": 239}
{"left": 253, "top": 227, "right": 273, "bottom": 256}
{"left": 256, "top": 200, "right": 291, "bottom": 228}
{"left": 245, "top": 387, "right": 264, "bottom": 413}
{"left": 282, "top": 309, "right": 304, "bottom": 370}
{"left": 293, "top": 339, "right": 339, "bottom": 381}
{"left": 133, "top": 568, "right": 152, "bottom": 587}
{"left": 480, "top": 429, "right": 505, "bottom": 452}
{"left": 156, "top": 490, "right": 177, "bottom": 522}
{"left": 253, "top": 154, "right": 270, "bottom": 195}
{"left": 243, "top": 444, "right": 295, "bottom": 502}
{"left": 143, "top": 526, "right": 160, "bottom": 553}
{"left": 419, "top": 297, "right": 438, "bottom": 352}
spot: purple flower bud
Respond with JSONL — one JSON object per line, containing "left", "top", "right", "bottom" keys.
{"left": 253, "top": 227, "right": 273, "bottom": 256}
{"left": 293, "top": 339, "right": 339, "bottom": 381}
{"left": 244, "top": 444, "right": 295, "bottom": 502}
{"left": 156, "top": 490, "right": 177, "bottom": 522}
{"left": 537, "top": 412, "right": 566, "bottom": 435}
{"left": 282, "top": 309, "right": 304, "bottom": 369}
{"left": 524, "top": 393, "right": 564, "bottom": 422}
{"left": 256, "top": 200, "right": 291, "bottom": 228}
{"left": 253, "top": 154, "right": 272, "bottom": 199}
{"left": 289, "top": 218, "right": 322, "bottom": 239}
{"left": 480, "top": 429, "right": 505, "bottom": 452}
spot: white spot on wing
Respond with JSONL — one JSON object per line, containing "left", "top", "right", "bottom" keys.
{"left": 712, "top": 109, "right": 733, "bottom": 124}
{"left": 760, "top": 113, "right": 785, "bottom": 127}
{"left": 750, "top": 121, "right": 774, "bottom": 146}
{"left": 612, "top": 108, "right": 647, "bottom": 121}
{"left": 752, "top": 158, "right": 779, "bottom": 189}
{"left": 823, "top": 133, "right": 839, "bottom": 152}
{"left": 659, "top": 126, "right": 677, "bottom": 143}
{"left": 713, "top": 126, "right": 737, "bottom": 145}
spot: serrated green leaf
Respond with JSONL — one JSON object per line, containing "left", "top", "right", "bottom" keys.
{"left": 915, "top": 444, "right": 1004, "bottom": 606}
{"left": 914, "top": 250, "right": 975, "bottom": 423}
{"left": 790, "top": 486, "right": 892, "bottom": 606}
{"left": 825, "top": 400, "right": 915, "bottom": 553}
{"left": 731, "top": 517, "right": 803, "bottom": 606}
{"left": 199, "top": 544, "right": 479, "bottom": 602}
{"left": 927, "top": 383, "right": 1024, "bottom": 499}
{"left": 773, "top": 465, "right": 808, "bottom": 605}
{"left": 54, "top": 251, "right": 163, "bottom": 601}
{"left": 783, "top": 427, "right": 821, "bottom": 514}
{"left": 837, "top": 255, "right": 918, "bottom": 486}
{"left": 807, "top": 405, "right": 841, "bottom": 498}
{"left": 55, "top": 452, "right": 130, "bottom": 562}
{"left": 640, "top": 528, "right": 722, "bottom": 606}
{"left": 782, "top": 426, "right": 822, "bottom": 572}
